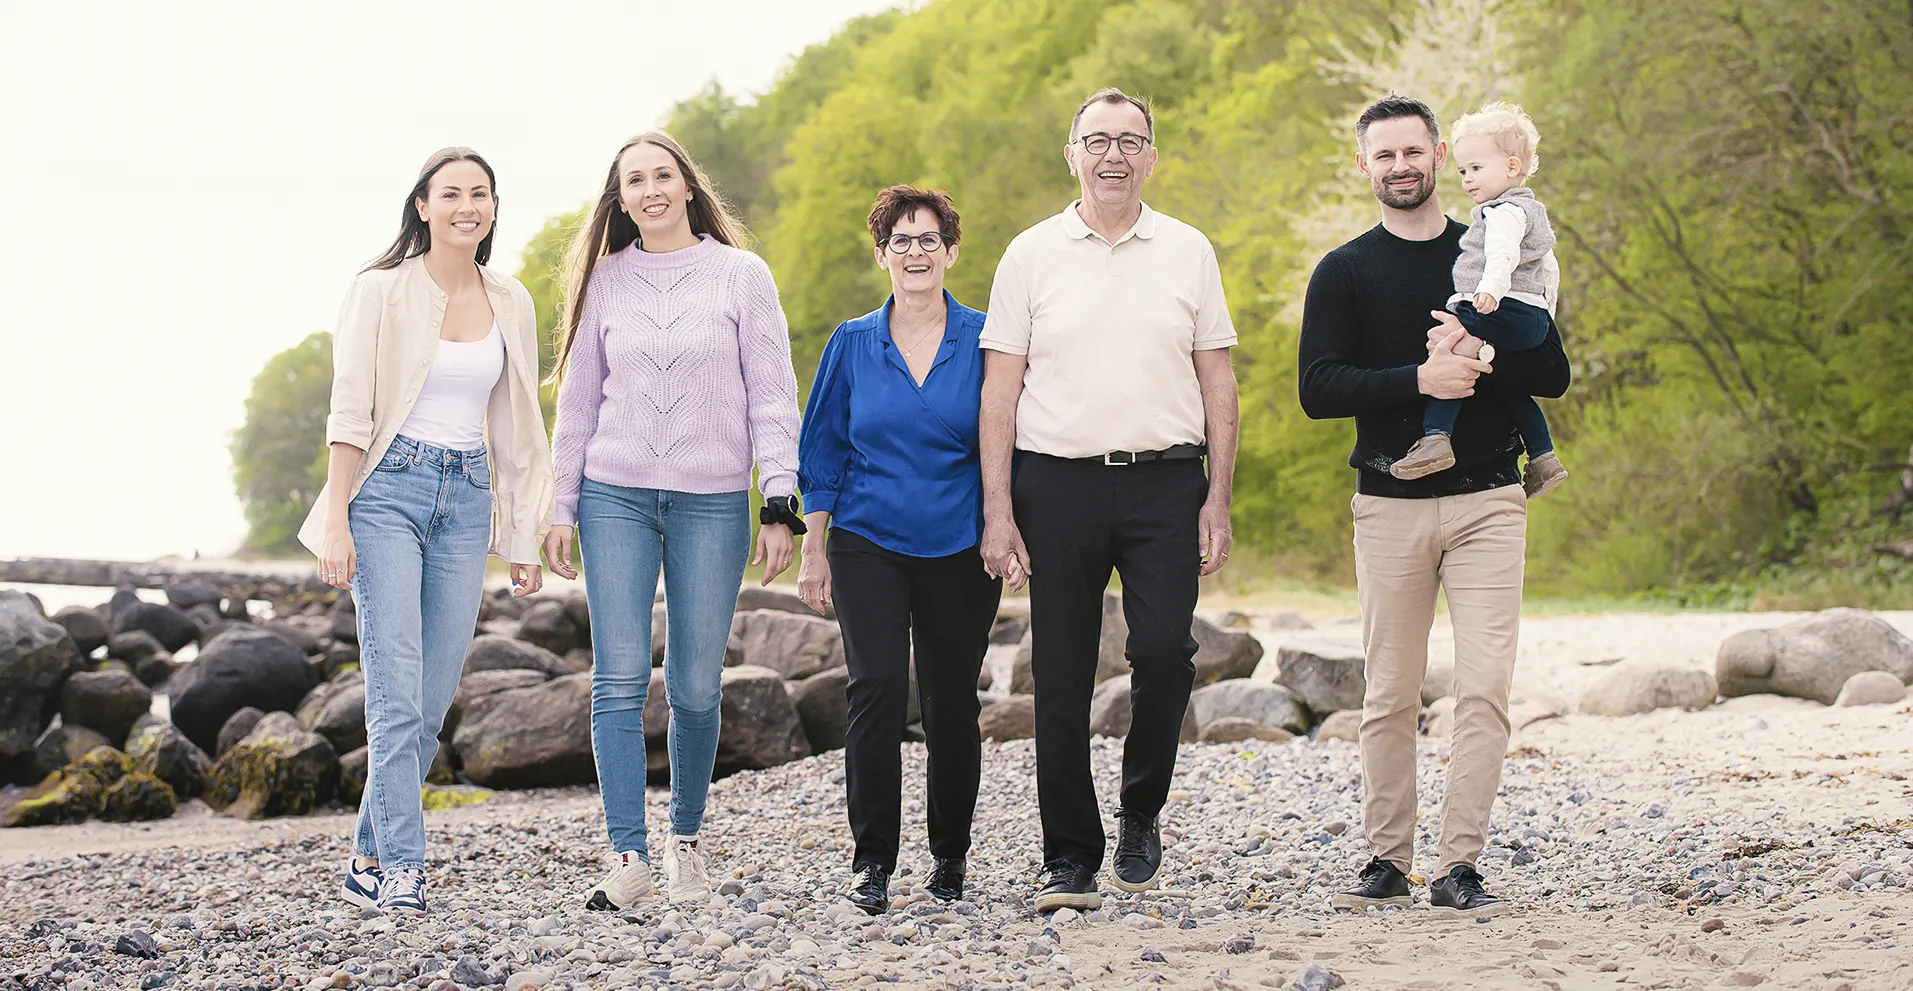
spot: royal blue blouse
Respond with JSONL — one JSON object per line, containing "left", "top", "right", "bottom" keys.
{"left": 798, "top": 291, "right": 987, "bottom": 558}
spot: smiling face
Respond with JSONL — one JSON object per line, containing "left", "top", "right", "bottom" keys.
{"left": 1066, "top": 100, "right": 1157, "bottom": 210}
{"left": 874, "top": 207, "right": 958, "bottom": 295}
{"left": 1453, "top": 133, "right": 1524, "bottom": 205}
{"left": 617, "top": 140, "right": 694, "bottom": 239}
{"left": 414, "top": 159, "right": 495, "bottom": 252}
{"left": 1357, "top": 115, "right": 1445, "bottom": 211}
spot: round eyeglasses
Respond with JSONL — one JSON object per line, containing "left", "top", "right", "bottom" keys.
{"left": 1077, "top": 131, "right": 1150, "bottom": 156}
{"left": 885, "top": 231, "right": 946, "bottom": 254}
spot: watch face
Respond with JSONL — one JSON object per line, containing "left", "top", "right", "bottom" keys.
{"left": 1477, "top": 342, "right": 1497, "bottom": 364}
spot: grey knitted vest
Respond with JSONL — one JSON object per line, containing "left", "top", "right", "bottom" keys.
{"left": 1452, "top": 186, "right": 1556, "bottom": 300}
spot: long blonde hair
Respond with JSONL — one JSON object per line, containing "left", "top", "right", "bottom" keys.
{"left": 548, "top": 131, "right": 750, "bottom": 387}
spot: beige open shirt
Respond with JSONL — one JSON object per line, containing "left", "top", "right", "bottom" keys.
{"left": 297, "top": 256, "right": 554, "bottom": 565}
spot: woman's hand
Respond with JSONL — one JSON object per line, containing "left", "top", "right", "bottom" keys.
{"left": 542, "top": 525, "right": 579, "bottom": 581}
{"left": 510, "top": 563, "right": 544, "bottom": 598}
{"left": 319, "top": 526, "right": 356, "bottom": 590}
{"left": 754, "top": 523, "right": 795, "bottom": 586}
{"left": 796, "top": 548, "right": 832, "bottom": 615}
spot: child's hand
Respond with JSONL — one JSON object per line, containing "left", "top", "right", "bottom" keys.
{"left": 1473, "top": 291, "right": 1499, "bottom": 314}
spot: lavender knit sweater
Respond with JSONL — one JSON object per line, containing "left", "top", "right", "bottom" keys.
{"left": 550, "top": 236, "right": 801, "bottom": 527}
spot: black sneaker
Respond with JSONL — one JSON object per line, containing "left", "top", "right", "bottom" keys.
{"left": 1330, "top": 857, "right": 1413, "bottom": 911}
{"left": 848, "top": 863, "right": 889, "bottom": 916}
{"left": 1033, "top": 859, "right": 1101, "bottom": 913}
{"left": 925, "top": 857, "right": 965, "bottom": 902}
{"left": 1110, "top": 810, "right": 1163, "bottom": 892}
{"left": 1429, "top": 864, "right": 1507, "bottom": 918}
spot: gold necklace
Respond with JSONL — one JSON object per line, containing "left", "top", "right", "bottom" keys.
{"left": 897, "top": 322, "right": 942, "bottom": 359}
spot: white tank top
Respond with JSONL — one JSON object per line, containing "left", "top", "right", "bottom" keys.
{"left": 397, "top": 323, "right": 505, "bottom": 449}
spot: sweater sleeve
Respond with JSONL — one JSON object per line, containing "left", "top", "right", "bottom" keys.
{"left": 1486, "top": 317, "right": 1572, "bottom": 399}
{"left": 796, "top": 323, "right": 855, "bottom": 516}
{"left": 1296, "top": 252, "right": 1422, "bottom": 419}
{"left": 736, "top": 254, "right": 801, "bottom": 499}
{"left": 549, "top": 280, "right": 608, "bottom": 528}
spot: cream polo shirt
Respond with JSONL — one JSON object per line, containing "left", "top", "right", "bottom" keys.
{"left": 979, "top": 201, "right": 1236, "bottom": 459}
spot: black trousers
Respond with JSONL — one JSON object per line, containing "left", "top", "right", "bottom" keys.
{"left": 828, "top": 528, "right": 1002, "bottom": 873}
{"left": 1013, "top": 452, "right": 1205, "bottom": 869}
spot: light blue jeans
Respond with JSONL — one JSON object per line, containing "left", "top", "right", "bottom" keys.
{"left": 349, "top": 435, "right": 492, "bottom": 871}
{"left": 577, "top": 479, "right": 751, "bottom": 859}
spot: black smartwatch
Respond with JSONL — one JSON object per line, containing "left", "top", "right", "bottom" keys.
{"left": 759, "top": 495, "right": 807, "bottom": 534}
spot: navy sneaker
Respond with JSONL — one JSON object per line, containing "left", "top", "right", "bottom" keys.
{"left": 341, "top": 858, "right": 381, "bottom": 910}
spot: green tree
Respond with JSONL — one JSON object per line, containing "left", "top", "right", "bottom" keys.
{"left": 231, "top": 332, "right": 333, "bottom": 553}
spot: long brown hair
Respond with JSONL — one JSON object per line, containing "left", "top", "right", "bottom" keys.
{"left": 365, "top": 147, "right": 499, "bottom": 272}
{"left": 548, "top": 131, "right": 750, "bottom": 386}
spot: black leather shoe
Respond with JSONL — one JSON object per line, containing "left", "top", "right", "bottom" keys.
{"left": 1110, "top": 810, "right": 1163, "bottom": 892}
{"left": 1330, "top": 857, "right": 1413, "bottom": 911}
{"left": 1033, "top": 859, "right": 1101, "bottom": 913}
{"left": 848, "top": 863, "right": 889, "bottom": 916}
{"left": 1430, "top": 864, "right": 1506, "bottom": 918}
{"left": 925, "top": 857, "right": 965, "bottom": 902}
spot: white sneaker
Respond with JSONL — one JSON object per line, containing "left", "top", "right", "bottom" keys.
{"left": 376, "top": 867, "right": 427, "bottom": 914}
{"left": 585, "top": 851, "right": 656, "bottom": 911}
{"left": 662, "top": 835, "right": 714, "bottom": 906}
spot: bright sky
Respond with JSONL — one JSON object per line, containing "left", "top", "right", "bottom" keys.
{"left": 0, "top": 0, "right": 902, "bottom": 563}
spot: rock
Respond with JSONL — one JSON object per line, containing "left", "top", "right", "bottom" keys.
{"left": 563, "top": 648, "right": 593, "bottom": 672}
{"left": 560, "top": 593, "right": 591, "bottom": 643}
{"left": 453, "top": 673, "right": 596, "bottom": 788}
{"left": 3, "top": 747, "right": 174, "bottom": 827}
{"left": 104, "top": 587, "right": 141, "bottom": 623}
{"left": 51, "top": 606, "right": 109, "bottom": 656}
{"left": 216, "top": 707, "right": 266, "bottom": 758}
{"left": 737, "top": 586, "right": 820, "bottom": 617}
{"left": 1097, "top": 592, "right": 1131, "bottom": 683}
{"left": 1275, "top": 637, "right": 1366, "bottom": 716}
{"left": 1834, "top": 671, "right": 1906, "bottom": 707}
{"left": 1291, "top": 963, "right": 1345, "bottom": 991}
{"left": 1422, "top": 660, "right": 1455, "bottom": 705}
{"left": 1, "top": 591, "right": 85, "bottom": 778}
{"left": 327, "top": 595, "right": 357, "bottom": 643}
{"left": 443, "top": 669, "right": 552, "bottom": 742}
{"left": 169, "top": 627, "right": 318, "bottom": 755}
{"left": 1199, "top": 718, "right": 1294, "bottom": 743}
{"left": 133, "top": 653, "right": 181, "bottom": 689}
{"left": 1422, "top": 697, "right": 1457, "bottom": 738}
{"left": 518, "top": 599, "right": 581, "bottom": 656}
{"left": 60, "top": 669, "right": 153, "bottom": 746}
{"left": 111, "top": 602, "right": 199, "bottom": 653}
{"left": 716, "top": 665, "right": 811, "bottom": 774}
{"left": 428, "top": 741, "right": 457, "bottom": 785}
{"left": 791, "top": 667, "right": 850, "bottom": 753}
{"left": 978, "top": 694, "right": 1036, "bottom": 741}
{"left": 107, "top": 630, "right": 165, "bottom": 664}
{"left": 264, "top": 615, "right": 329, "bottom": 655}
{"left": 318, "top": 640, "right": 359, "bottom": 681}
{"left": 184, "top": 603, "right": 223, "bottom": 637}
{"left": 451, "top": 955, "right": 499, "bottom": 987}
{"left": 1315, "top": 709, "right": 1362, "bottom": 743}
{"left": 1192, "top": 617, "right": 1264, "bottom": 685}
{"left": 1717, "top": 607, "right": 1913, "bottom": 705}
{"left": 1216, "top": 610, "right": 1252, "bottom": 629}
{"left": 1089, "top": 675, "right": 1134, "bottom": 737}
{"left": 729, "top": 609, "right": 845, "bottom": 679}
{"left": 338, "top": 746, "right": 369, "bottom": 805}
{"left": 1188, "top": 681, "right": 1310, "bottom": 736}
{"left": 31, "top": 724, "right": 111, "bottom": 782}
{"left": 1010, "top": 632, "right": 1036, "bottom": 694}
{"left": 125, "top": 720, "right": 212, "bottom": 800}
{"left": 100, "top": 771, "right": 178, "bottom": 821}
{"left": 204, "top": 711, "right": 340, "bottom": 817}
{"left": 462, "top": 635, "right": 572, "bottom": 678}
{"left": 295, "top": 680, "right": 368, "bottom": 754}
{"left": 644, "top": 669, "right": 671, "bottom": 781}
{"left": 164, "top": 583, "right": 223, "bottom": 610}
{"left": 1221, "top": 932, "right": 1255, "bottom": 954}
{"left": 114, "top": 930, "right": 161, "bottom": 958}
{"left": 990, "top": 616, "right": 1028, "bottom": 645}
{"left": 1578, "top": 662, "right": 1718, "bottom": 716}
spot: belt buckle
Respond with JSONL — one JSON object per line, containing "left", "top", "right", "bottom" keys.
{"left": 1103, "top": 451, "right": 1134, "bottom": 466}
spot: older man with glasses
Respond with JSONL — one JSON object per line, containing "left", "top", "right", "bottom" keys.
{"left": 979, "top": 87, "right": 1239, "bottom": 913}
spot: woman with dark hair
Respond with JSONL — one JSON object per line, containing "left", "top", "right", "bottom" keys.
{"left": 300, "top": 147, "right": 553, "bottom": 914}
{"left": 543, "top": 131, "right": 802, "bottom": 911}
{"left": 796, "top": 186, "right": 1001, "bottom": 914}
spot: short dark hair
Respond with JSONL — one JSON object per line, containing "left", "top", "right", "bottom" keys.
{"left": 1070, "top": 87, "right": 1154, "bottom": 141}
{"left": 1356, "top": 95, "right": 1440, "bottom": 151}
{"left": 866, "top": 185, "right": 961, "bottom": 246}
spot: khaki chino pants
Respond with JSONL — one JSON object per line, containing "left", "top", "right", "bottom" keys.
{"left": 1352, "top": 484, "right": 1526, "bottom": 876}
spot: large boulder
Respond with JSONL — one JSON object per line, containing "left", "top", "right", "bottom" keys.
{"left": 1199, "top": 717, "right": 1294, "bottom": 744}
{"left": 165, "top": 583, "right": 224, "bottom": 610}
{"left": 1188, "top": 681, "right": 1311, "bottom": 737}
{"left": 1, "top": 591, "right": 85, "bottom": 777}
{"left": 1009, "top": 633, "right": 1036, "bottom": 694}
{"left": 1577, "top": 662, "right": 1718, "bottom": 716}
{"left": 134, "top": 653, "right": 181, "bottom": 689}
{"left": 1315, "top": 709, "right": 1362, "bottom": 743}
{"left": 442, "top": 669, "right": 552, "bottom": 742}
{"left": 111, "top": 602, "right": 199, "bottom": 653}
{"left": 978, "top": 694, "right": 1037, "bottom": 741}
{"left": 518, "top": 599, "right": 581, "bottom": 656}
{"left": 264, "top": 615, "right": 330, "bottom": 656}
{"left": 1087, "top": 674, "right": 1201, "bottom": 741}
{"left": 216, "top": 707, "right": 266, "bottom": 758}
{"left": 714, "top": 665, "right": 811, "bottom": 775}
{"left": 169, "top": 626, "right": 319, "bottom": 755}
{"left": 3, "top": 747, "right": 176, "bottom": 828}
{"left": 295, "top": 679, "right": 368, "bottom": 755}
{"left": 1192, "top": 617, "right": 1264, "bottom": 685}
{"left": 1716, "top": 608, "right": 1913, "bottom": 705}
{"left": 204, "top": 712, "right": 339, "bottom": 818}
{"left": 59, "top": 669, "right": 153, "bottom": 747}
{"left": 990, "top": 616, "right": 1028, "bottom": 646}
{"left": 1096, "top": 593, "right": 1132, "bottom": 683}
{"left": 562, "top": 594, "right": 591, "bottom": 645}
{"left": 729, "top": 609, "right": 845, "bottom": 680}
{"left": 338, "top": 746, "right": 369, "bottom": 806}
{"left": 453, "top": 673, "right": 595, "bottom": 789}
{"left": 791, "top": 667, "right": 850, "bottom": 753}
{"left": 1274, "top": 637, "right": 1367, "bottom": 716}
{"left": 125, "top": 718, "right": 212, "bottom": 801}
{"left": 327, "top": 595, "right": 357, "bottom": 644}
{"left": 51, "top": 606, "right": 109, "bottom": 657}
{"left": 107, "top": 630, "right": 164, "bottom": 664}
{"left": 31, "top": 724, "right": 112, "bottom": 782}
{"left": 462, "top": 635, "right": 571, "bottom": 678}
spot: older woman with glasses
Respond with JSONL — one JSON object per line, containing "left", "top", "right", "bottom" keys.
{"left": 796, "top": 186, "right": 1003, "bottom": 915}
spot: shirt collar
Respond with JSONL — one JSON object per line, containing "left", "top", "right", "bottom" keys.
{"left": 1061, "top": 199, "right": 1158, "bottom": 245}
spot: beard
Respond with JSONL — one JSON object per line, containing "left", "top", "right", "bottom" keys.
{"left": 1372, "top": 169, "right": 1435, "bottom": 210}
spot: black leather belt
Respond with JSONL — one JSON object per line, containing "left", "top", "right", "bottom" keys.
{"left": 1098, "top": 444, "right": 1207, "bottom": 466}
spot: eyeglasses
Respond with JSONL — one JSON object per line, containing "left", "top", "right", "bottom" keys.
{"left": 884, "top": 231, "right": 946, "bottom": 254}
{"left": 1076, "top": 131, "right": 1150, "bottom": 156}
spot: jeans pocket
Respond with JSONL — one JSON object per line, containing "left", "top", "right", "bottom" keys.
{"left": 468, "top": 459, "right": 492, "bottom": 491}
{"left": 373, "top": 450, "right": 410, "bottom": 473}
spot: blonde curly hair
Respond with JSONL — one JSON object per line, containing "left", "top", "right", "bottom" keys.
{"left": 1451, "top": 102, "right": 1542, "bottom": 177}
